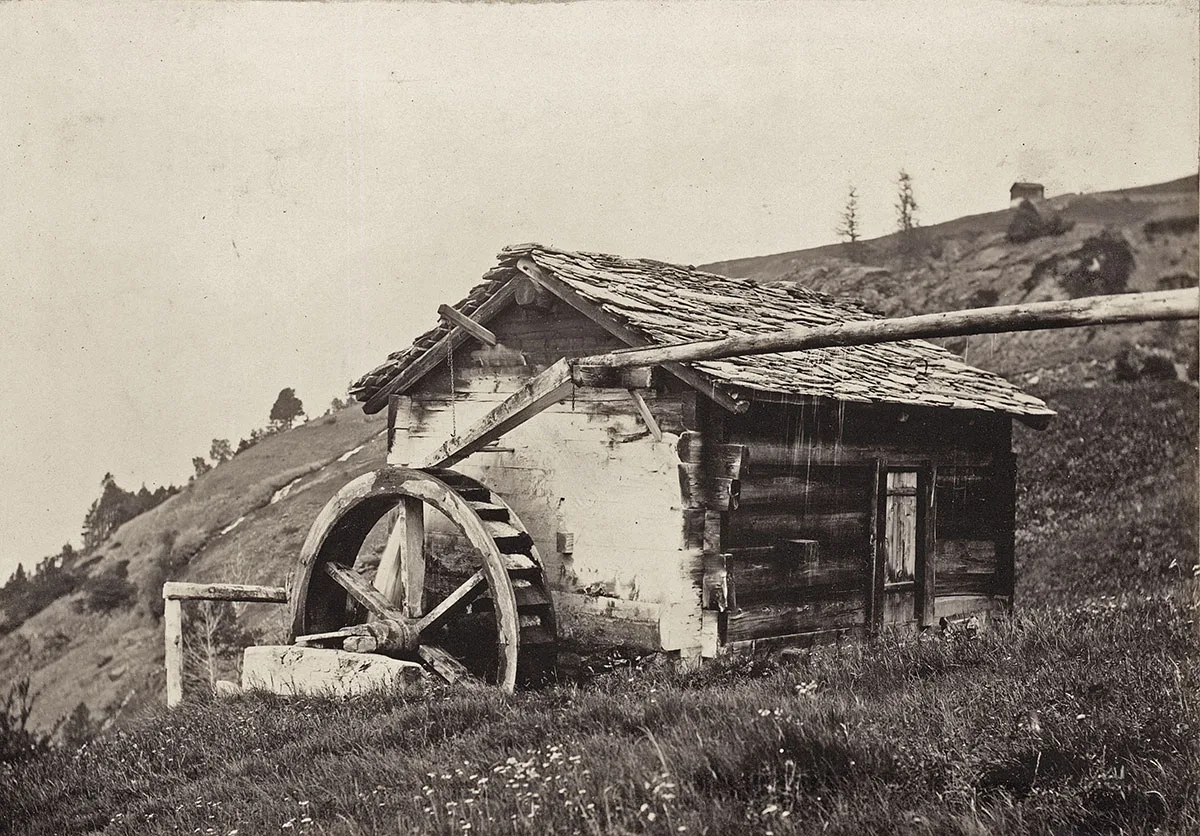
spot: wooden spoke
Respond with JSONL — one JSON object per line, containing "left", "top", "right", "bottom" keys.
{"left": 290, "top": 466, "right": 556, "bottom": 693}
{"left": 324, "top": 562, "right": 405, "bottom": 621}
{"left": 415, "top": 570, "right": 486, "bottom": 634}
{"left": 399, "top": 497, "right": 425, "bottom": 617}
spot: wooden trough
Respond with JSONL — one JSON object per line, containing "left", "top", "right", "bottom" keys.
{"left": 164, "top": 244, "right": 1198, "bottom": 702}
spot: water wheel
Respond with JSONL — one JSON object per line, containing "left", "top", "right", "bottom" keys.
{"left": 288, "top": 466, "right": 556, "bottom": 693}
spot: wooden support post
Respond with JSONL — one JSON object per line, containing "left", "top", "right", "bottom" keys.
{"left": 164, "top": 597, "right": 183, "bottom": 708}
{"left": 364, "top": 498, "right": 427, "bottom": 619}
{"left": 919, "top": 465, "right": 937, "bottom": 628}
{"left": 629, "top": 389, "right": 663, "bottom": 441}
{"left": 375, "top": 507, "right": 404, "bottom": 604}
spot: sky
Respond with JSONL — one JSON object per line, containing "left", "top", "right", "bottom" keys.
{"left": 0, "top": 0, "right": 1196, "bottom": 582}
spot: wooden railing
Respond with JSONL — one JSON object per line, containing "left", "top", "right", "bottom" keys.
{"left": 162, "top": 581, "right": 288, "bottom": 707}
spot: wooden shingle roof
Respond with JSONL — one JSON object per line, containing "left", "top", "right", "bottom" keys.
{"left": 352, "top": 244, "right": 1053, "bottom": 421}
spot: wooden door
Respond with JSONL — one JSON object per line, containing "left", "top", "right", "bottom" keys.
{"left": 871, "top": 465, "right": 934, "bottom": 630}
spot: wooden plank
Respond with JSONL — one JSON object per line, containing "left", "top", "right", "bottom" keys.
{"left": 374, "top": 507, "right": 404, "bottom": 606}
{"left": 571, "top": 287, "right": 1198, "bottom": 370}
{"left": 515, "top": 257, "right": 749, "bottom": 414}
{"left": 417, "top": 645, "right": 479, "bottom": 687}
{"left": 884, "top": 473, "right": 918, "bottom": 584}
{"left": 415, "top": 570, "right": 485, "bottom": 633}
{"left": 724, "top": 509, "right": 871, "bottom": 550}
{"left": 324, "top": 562, "right": 406, "bottom": 622}
{"left": 737, "top": 469, "right": 872, "bottom": 512}
{"left": 935, "top": 540, "right": 997, "bottom": 574}
{"left": 743, "top": 440, "right": 978, "bottom": 469}
{"left": 162, "top": 581, "right": 288, "bottom": 603}
{"left": 725, "top": 544, "right": 866, "bottom": 607}
{"left": 438, "top": 303, "right": 498, "bottom": 347}
{"left": 869, "top": 459, "right": 884, "bottom": 633}
{"left": 164, "top": 597, "right": 183, "bottom": 708}
{"left": 936, "top": 573, "right": 997, "bottom": 596}
{"left": 724, "top": 626, "right": 859, "bottom": 654}
{"left": 935, "top": 594, "right": 1001, "bottom": 621}
{"left": 420, "top": 358, "right": 575, "bottom": 469}
{"left": 629, "top": 389, "right": 663, "bottom": 441}
{"left": 363, "top": 279, "right": 520, "bottom": 414}
{"left": 994, "top": 451, "right": 1017, "bottom": 603}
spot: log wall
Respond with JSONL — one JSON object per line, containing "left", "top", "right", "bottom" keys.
{"left": 721, "top": 397, "right": 1015, "bottom": 648}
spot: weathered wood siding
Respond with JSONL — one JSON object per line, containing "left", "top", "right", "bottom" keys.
{"left": 722, "top": 398, "right": 1015, "bottom": 647}
{"left": 386, "top": 297, "right": 703, "bottom": 653}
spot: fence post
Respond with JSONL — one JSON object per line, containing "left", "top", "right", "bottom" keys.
{"left": 164, "top": 596, "right": 183, "bottom": 708}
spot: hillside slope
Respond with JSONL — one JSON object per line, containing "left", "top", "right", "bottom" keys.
{"left": 1, "top": 177, "right": 1196, "bottom": 738}
{"left": 705, "top": 175, "right": 1199, "bottom": 380}
{"left": 0, "top": 408, "right": 388, "bottom": 732}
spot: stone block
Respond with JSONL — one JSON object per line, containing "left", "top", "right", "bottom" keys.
{"left": 242, "top": 645, "right": 427, "bottom": 698}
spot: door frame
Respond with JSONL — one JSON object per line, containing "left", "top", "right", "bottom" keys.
{"left": 868, "top": 460, "right": 937, "bottom": 632}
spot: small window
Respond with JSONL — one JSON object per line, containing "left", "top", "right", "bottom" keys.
{"left": 884, "top": 471, "right": 918, "bottom": 585}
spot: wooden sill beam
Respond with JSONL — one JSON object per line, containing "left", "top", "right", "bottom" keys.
{"left": 572, "top": 288, "right": 1199, "bottom": 370}
{"left": 438, "top": 304, "right": 498, "bottom": 347}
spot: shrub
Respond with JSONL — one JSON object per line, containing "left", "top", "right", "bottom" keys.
{"left": 1007, "top": 199, "right": 1073, "bottom": 244}
{"left": 0, "top": 676, "right": 53, "bottom": 765}
{"left": 1061, "top": 231, "right": 1135, "bottom": 297}
{"left": 60, "top": 702, "right": 99, "bottom": 749}
{"left": 76, "top": 560, "right": 137, "bottom": 614}
{"left": 1114, "top": 344, "right": 1178, "bottom": 382}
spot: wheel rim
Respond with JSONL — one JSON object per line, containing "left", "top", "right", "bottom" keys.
{"left": 288, "top": 466, "right": 553, "bottom": 693}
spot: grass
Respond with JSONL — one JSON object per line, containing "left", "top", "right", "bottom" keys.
{"left": 2, "top": 596, "right": 1196, "bottom": 835}
{"left": 2, "top": 383, "right": 1195, "bottom": 835}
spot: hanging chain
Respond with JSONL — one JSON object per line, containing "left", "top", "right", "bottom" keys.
{"left": 448, "top": 340, "right": 457, "bottom": 436}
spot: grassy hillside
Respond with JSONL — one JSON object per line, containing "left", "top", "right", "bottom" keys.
{"left": 704, "top": 175, "right": 1199, "bottom": 380}
{"left": 1, "top": 379, "right": 1195, "bottom": 835}
{"left": 0, "top": 177, "right": 1195, "bottom": 834}
{"left": 0, "top": 407, "right": 388, "bottom": 733}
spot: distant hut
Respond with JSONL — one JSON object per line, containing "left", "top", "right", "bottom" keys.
{"left": 347, "top": 244, "right": 1053, "bottom": 661}
{"left": 1010, "top": 182, "right": 1045, "bottom": 207}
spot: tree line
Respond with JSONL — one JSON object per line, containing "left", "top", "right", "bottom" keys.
{"left": 0, "top": 386, "right": 334, "bottom": 635}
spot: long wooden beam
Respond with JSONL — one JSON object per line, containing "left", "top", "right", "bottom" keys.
{"left": 570, "top": 288, "right": 1199, "bottom": 371}
{"left": 162, "top": 581, "right": 288, "bottom": 603}
{"left": 420, "top": 358, "right": 576, "bottom": 468}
